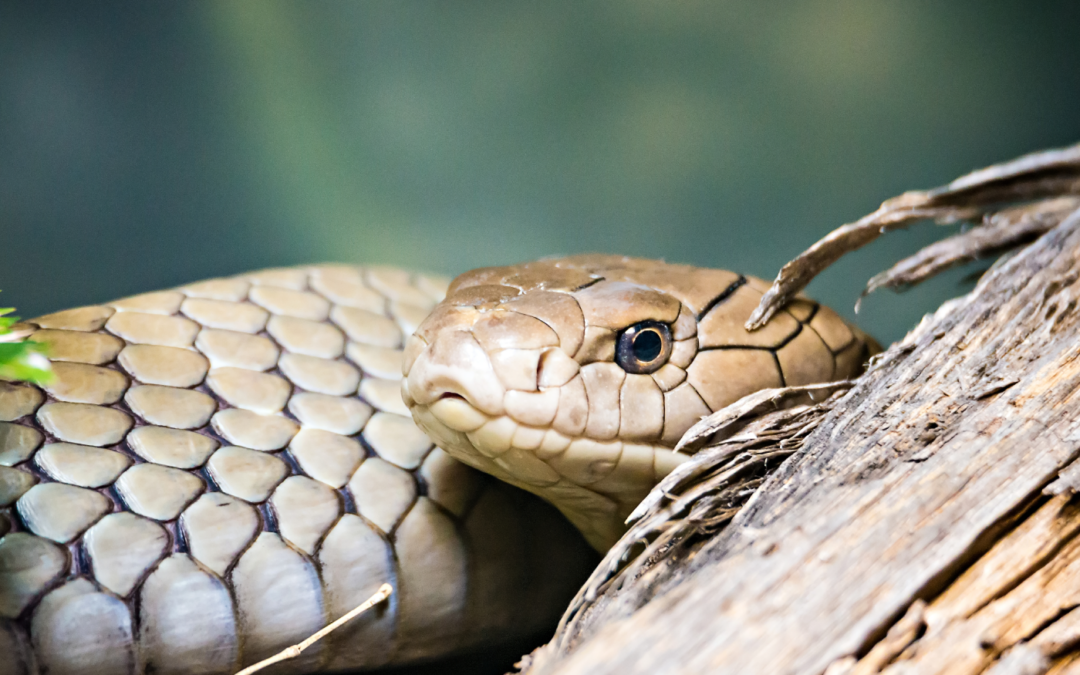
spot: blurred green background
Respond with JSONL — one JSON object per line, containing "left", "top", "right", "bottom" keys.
{"left": 2, "top": 1, "right": 1079, "bottom": 345}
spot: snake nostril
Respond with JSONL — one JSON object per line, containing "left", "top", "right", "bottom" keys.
{"left": 537, "top": 348, "right": 580, "bottom": 388}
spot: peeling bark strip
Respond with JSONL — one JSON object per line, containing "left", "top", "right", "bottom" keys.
{"left": 864, "top": 197, "right": 1080, "bottom": 296}
{"left": 523, "top": 210, "right": 1080, "bottom": 673}
{"left": 747, "top": 142, "right": 1080, "bottom": 329}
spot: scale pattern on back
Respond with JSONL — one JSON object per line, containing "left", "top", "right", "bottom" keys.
{"left": 0, "top": 265, "right": 593, "bottom": 675}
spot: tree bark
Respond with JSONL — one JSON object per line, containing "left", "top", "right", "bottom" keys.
{"left": 521, "top": 145, "right": 1080, "bottom": 675}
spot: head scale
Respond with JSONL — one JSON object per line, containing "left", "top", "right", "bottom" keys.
{"left": 402, "top": 255, "right": 873, "bottom": 549}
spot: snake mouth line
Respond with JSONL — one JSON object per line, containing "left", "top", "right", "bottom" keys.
{"left": 412, "top": 395, "right": 689, "bottom": 550}
{"left": 417, "top": 395, "right": 687, "bottom": 491}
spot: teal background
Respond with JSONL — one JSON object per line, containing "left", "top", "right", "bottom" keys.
{"left": 2, "top": 2, "right": 1079, "bottom": 345}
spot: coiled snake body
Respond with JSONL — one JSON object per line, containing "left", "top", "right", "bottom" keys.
{"left": 0, "top": 255, "right": 874, "bottom": 674}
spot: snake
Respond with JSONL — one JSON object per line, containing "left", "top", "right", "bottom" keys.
{"left": 0, "top": 254, "right": 876, "bottom": 674}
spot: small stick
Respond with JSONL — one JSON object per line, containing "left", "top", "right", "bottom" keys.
{"left": 234, "top": 583, "right": 393, "bottom": 675}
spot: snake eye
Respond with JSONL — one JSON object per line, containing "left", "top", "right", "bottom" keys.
{"left": 616, "top": 321, "right": 673, "bottom": 374}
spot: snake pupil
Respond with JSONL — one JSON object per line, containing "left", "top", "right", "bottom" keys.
{"left": 633, "top": 330, "right": 663, "bottom": 362}
{"left": 616, "top": 320, "right": 673, "bottom": 374}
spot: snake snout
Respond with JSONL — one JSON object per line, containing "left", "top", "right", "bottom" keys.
{"left": 402, "top": 327, "right": 506, "bottom": 426}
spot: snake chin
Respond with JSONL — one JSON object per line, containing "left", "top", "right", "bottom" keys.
{"left": 406, "top": 394, "right": 688, "bottom": 551}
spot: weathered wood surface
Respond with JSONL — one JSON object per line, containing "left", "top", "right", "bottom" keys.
{"left": 521, "top": 156, "right": 1080, "bottom": 674}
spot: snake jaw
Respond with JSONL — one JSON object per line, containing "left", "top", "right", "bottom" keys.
{"left": 402, "top": 312, "right": 690, "bottom": 551}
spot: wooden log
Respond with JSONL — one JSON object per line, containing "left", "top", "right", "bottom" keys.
{"left": 521, "top": 154, "right": 1080, "bottom": 675}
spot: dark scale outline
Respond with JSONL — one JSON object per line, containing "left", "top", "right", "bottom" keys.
{"left": 690, "top": 308, "right": 816, "bottom": 405}
{"left": 70, "top": 533, "right": 90, "bottom": 578}
{"left": 385, "top": 490, "right": 418, "bottom": 542}
{"left": 571, "top": 276, "right": 605, "bottom": 292}
{"left": 213, "top": 501, "right": 268, "bottom": 581}
{"left": 578, "top": 360, "right": 596, "bottom": 440}
{"left": 682, "top": 379, "right": 712, "bottom": 417}
{"left": 771, "top": 352, "right": 788, "bottom": 388}
{"left": 298, "top": 486, "right": 348, "bottom": 560}
{"left": 410, "top": 450, "right": 432, "bottom": 500}
{"left": 796, "top": 300, "right": 821, "bottom": 325}
{"left": 617, "top": 369, "right": 666, "bottom": 443}
{"left": 768, "top": 322, "right": 808, "bottom": 388}
{"left": 696, "top": 276, "right": 748, "bottom": 320}
{"left": 559, "top": 291, "right": 590, "bottom": 362}
{"left": 351, "top": 455, "right": 421, "bottom": 540}
{"left": 697, "top": 321, "right": 805, "bottom": 353}
{"left": 265, "top": 458, "right": 344, "bottom": 546}
{"left": 172, "top": 513, "right": 190, "bottom": 554}
{"left": 801, "top": 319, "right": 839, "bottom": 381}
{"left": 258, "top": 500, "right": 279, "bottom": 535}
{"left": 338, "top": 479, "right": 359, "bottom": 516}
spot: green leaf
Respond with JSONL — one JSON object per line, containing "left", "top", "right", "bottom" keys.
{"left": 0, "top": 293, "right": 53, "bottom": 385}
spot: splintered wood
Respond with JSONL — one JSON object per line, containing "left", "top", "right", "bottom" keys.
{"left": 521, "top": 142, "right": 1080, "bottom": 675}
{"left": 547, "top": 385, "right": 848, "bottom": 656}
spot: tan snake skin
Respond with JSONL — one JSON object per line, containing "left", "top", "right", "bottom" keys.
{"left": 404, "top": 255, "right": 876, "bottom": 550}
{"left": 0, "top": 257, "right": 875, "bottom": 674}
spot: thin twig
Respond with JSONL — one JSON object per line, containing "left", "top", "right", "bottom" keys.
{"left": 234, "top": 583, "right": 393, "bottom": 675}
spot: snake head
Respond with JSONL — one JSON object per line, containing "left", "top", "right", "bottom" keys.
{"left": 402, "top": 255, "right": 873, "bottom": 550}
